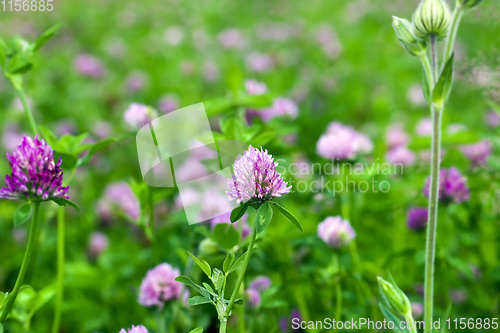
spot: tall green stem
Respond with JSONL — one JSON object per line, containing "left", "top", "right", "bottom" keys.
{"left": 155, "top": 307, "right": 166, "bottom": 333}
{"left": 51, "top": 208, "right": 65, "bottom": 333}
{"left": 424, "top": 35, "right": 441, "bottom": 333}
{"left": 219, "top": 319, "right": 228, "bottom": 333}
{"left": 443, "top": 6, "right": 463, "bottom": 67}
{"left": 16, "top": 86, "right": 39, "bottom": 135}
{"left": 0, "top": 202, "right": 41, "bottom": 323}
{"left": 225, "top": 223, "right": 257, "bottom": 320}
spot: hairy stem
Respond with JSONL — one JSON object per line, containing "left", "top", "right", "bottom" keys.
{"left": 424, "top": 35, "right": 441, "bottom": 332}
{"left": 16, "top": 86, "right": 39, "bottom": 135}
{"left": 225, "top": 223, "right": 257, "bottom": 317}
{"left": 0, "top": 202, "right": 41, "bottom": 323}
{"left": 443, "top": 6, "right": 463, "bottom": 67}
{"left": 219, "top": 319, "right": 228, "bottom": 333}
{"left": 51, "top": 208, "right": 65, "bottom": 333}
{"left": 430, "top": 35, "right": 438, "bottom": 83}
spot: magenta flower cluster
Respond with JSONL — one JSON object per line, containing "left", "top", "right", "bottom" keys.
{"left": 407, "top": 207, "right": 428, "bottom": 231}
{"left": 124, "top": 103, "right": 158, "bottom": 128}
{"left": 138, "top": 263, "right": 183, "bottom": 307}
{"left": 119, "top": 325, "right": 148, "bottom": 333}
{"left": 317, "top": 216, "right": 356, "bottom": 248}
{"left": 423, "top": 167, "right": 470, "bottom": 203}
{"left": 316, "top": 122, "right": 373, "bottom": 160}
{"left": 0, "top": 135, "right": 69, "bottom": 201}
{"left": 245, "top": 275, "right": 271, "bottom": 308}
{"left": 227, "top": 145, "right": 291, "bottom": 204}
{"left": 459, "top": 140, "right": 492, "bottom": 167}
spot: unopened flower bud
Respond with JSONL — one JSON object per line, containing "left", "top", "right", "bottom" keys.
{"left": 377, "top": 277, "right": 412, "bottom": 317}
{"left": 458, "top": 0, "right": 483, "bottom": 9}
{"left": 413, "top": 0, "right": 451, "bottom": 39}
{"left": 198, "top": 238, "right": 218, "bottom": 255}
{"left": 9, "top": 36, "right": 31, "bottom": 56}
{"left": 392, "top": 16, "right": 427, "bottom": 56}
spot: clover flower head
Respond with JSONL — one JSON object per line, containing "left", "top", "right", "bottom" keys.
{"left": 119, "top": 325, "right": 148, "bottom": 333}
{"left": 245, "top": 288, "right": 261, "bottom": 308}
{"left": 159, "top": 95, "right": 179, "bottom": 114}
{"left": 0, "top": 135, "right": 69, "bottom": 201}
{"left": 74, "top": 54, "right": 105, "bottom": 78}
{"left": 412, "top": 303, "right": 424, "bottom": 318}
{"left": 386, "top": 146, "right": 416, "bottom": 166}
{"left": 250, "top": 276, "right": 271, "bottom": 292}
{"left": 245, "top": 79, "right": 268, "bottom": 95}
{"left": 407, "top": 207, "right": 428, "bottom": 230}
{"left": 424, "top": 167, "right": 470, "bottom": 203}
{"left": 227, "top": 145, "right": 291, "bottom": 204}
{"left": 459, "top": 140, "right": 492, "bottom": 167}
{"left": 317, "top": 216, "right": 356, "bottom": 248}
{"left": 124, "top": 103, "right": 158, "bottom": 128}
{"left": 416, "top": 118, "right": 433, "bottom": 136}
{"left": 386, "top": 123, "right": 410, "bottom": 148}
{"left": 316, "top": 122, "right": 373, "bottom": 160}
{"left": 259, "top": 98, "right": 299, "bottom": 122}
{"left": 88, "top": 232, "right": 109, "bottom": 258}
{"left": 139, "top": 263, "right": 183, "bottom": 307}
{"left": 99, "top": 182, "right": 141, "bottom": 220}
{"left": 485, "top": 110, "right": 500, "bottom": 128}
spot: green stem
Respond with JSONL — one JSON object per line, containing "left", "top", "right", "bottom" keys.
{"left": 419, "top": 54, "right": 434, "bottom": 92}
{"left": 219, "top": 319, "right": 228, "bottom": 333}
{"left": 225, "top": 223, "right": 257, "bottom": 317}
{"left": 16, "top": 86, "right": 39, "bottom": 136}
{"left": 0, "top": 202, "right": 41, "bottom": 323}
{"left": 51, "top": 208, "right": 65, "bottom": 333}
{"left": 156, "top": 307, "right": 166, "bottom": 333}
{"left": 430, "top": 35, "right": 438, "bottom": 83}
{"left": 443, "top": 6, "right": 463, "bottom": 67}
{"left": 334, "top": 281, "right": 342, "bottom": 328}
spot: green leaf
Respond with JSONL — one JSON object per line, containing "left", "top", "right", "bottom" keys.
{"left": 175, "top": 276, "right": 203, "bottom": 295}
{"left": 187, "top": 252, "right": 212, "bottom": 278}
{"left": 202, "top": 283, "right": 217, "bottom": 297}
{"left": 204, "top": 98, "right": 234, "bottom": 117}
{"left": 227, "top": 250, "right": 252, "bottom": 274}
{"left": 226, "top": 66, "right": 243, "bottom": 96}
{"left": 255, "top": 201, "right": 273, "bottom": 234}
{"left": 250, "top": 130, "right": 276, "bottom": 147}
{"left": 39, "top": 125, "right": 59, "bottom": 147}
{"left": 7, "top": 54, "right": 32, "bottom": 74}
{"left": 51, "top": 198, "right": 80, "bottom": 212}
{"left": 14, "top": 204, "right": 32, "bottom": 227}
{"left": 0, "top": 38, "right": 8, "bottom": 69}
{"left": 88, "top": 137, "right": 116, "bottom": 156}
{"left": 32, "top": 24, "right": 61, "bottom": 52}
{"left": 222, "top": 117, "right": 245, "bottom": 141}
{"left": 187, "top": 296, "right": 212, "bottom": 307}
{"left": 230, "top": 203, "right": 248, "bottom": 223}
{"left": 0, "top": 322, "right": 3, "bottom": 333}
{"left": 189, "top": 328, "right": 203, "bottom": 333}
{"left": 432, "top": 53, "right": 454, "bottom": 110}
{"left": 213, "top": 224, "right": 240, "bottom": 249}
{"left": 422, "top": 67, "right": 431, "bottom": 103}
{"left": 272, "top": 202, "right": 303, "bottom": 232}
{"left": 54, "top": 151, "right": 78, "bottom": 170}
{"left": 237, "top": 94, "right": 274, "bottom": 108}
{"left": 223, "top": 252, "right": 235, "bottom": 273}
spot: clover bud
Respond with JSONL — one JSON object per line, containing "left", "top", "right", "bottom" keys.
{"left": 198, "top": 238, "right": 218, "bottom": 255}
{"left": 377, "top": 277, "right": 412, "bottom": 317}
{"left": 458, "top": 0, "right": 483, "bottom": 9}
{"left": 9, "top": 36, "right": 31, "bottom": 56}
{"left": 413, "top": 0, "right": 451, "bottom": 39}
{"left": 392, "top": 16, "right": 427, "bottom": 56}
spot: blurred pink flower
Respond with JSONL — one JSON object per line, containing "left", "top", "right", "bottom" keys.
{"left": 92, "top": 121, "right": 112, "bottom": 139}
{"left": 203, "top": 61, "right": 220, "bottom": 82}
{"left": 416, "top": 118, "right": 433, "bottom": 136}
{"left": 124, "top": 103, "right": 158, "bottom": 128}
{"left": 485, "top": 110, "right": 500, "bottom": 128}
{"left": 88, "top": 232, "right": 109, "bottom": 258}
{"left": 100, "top": 182, "right": 140, "bottom": 220}
{"left": 164, "top": 26, "right": 184, "bottom": 46}
{"left": 158, "top": 95, "right": 179, "bottom": 114}
{"left": 119, "top": 325, "right": 148, "bottom": 333}
{"left": 139, "top": 263, "right": 183, "bottom": 307}
{"left": 386, "top": 123, "right": 410, "bottom": 148}
{"left": 74, "top": 54, "right": 105, "bottom": 78}
{"left": 126, "top": 71, "right": 147, "bottom": 93}
{"left": 259, "top": 98, "right": 299, "bottom": 122}
{"left": 386, "top": 146, "right": 416, "bottom": 166}
{"left": 317, "top": 122, "right": 373, "bottom": 160}
{"left": 246, "top": 52, "right": 274, "bottom": 73}
{"left": 459, "top": 140, "right": 492, "bottom": 167}
{"left": 245, "top": 79, "right": 268, "bottom": 95}
{"left": 407, "top": 84, "right": 426, "bottom": 105}
{"left": 218, "top": 28, "right": 246, "bottom": 49}
{"left": 318, "top": 216, "right": 355, "bottom": 248}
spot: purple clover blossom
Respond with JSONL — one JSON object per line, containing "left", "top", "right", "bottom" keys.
{"left": 317, "top": 216, "right": 356, "bottom": 248}
{"left": 386, "top": 146, "right": 416, "bottom": 166}
{"left": 74, "top": 54, "right": 105, "bottom": 78}
{"left": 407, "top": 207, "right": 428, "bottom": 231}
{"left": 227, "top": 146, "right": 291, "bottom": 205}
{"left": 386, "top": 123, "right": 410, "bottom": 148}
{"left": 158, "top": 95, "right": 179, "bottom": 114}
{"left": 249, "top": 276, "right": 271, "bottom": 292}
{"left": 125, "top": 71, "right": 147, "bottom": 93}
{"left": 246, "top": 52, "right": 274, "bottom": 73}
{"left": 99, "top": 182, "right": 141, "bottom": 220}
{"left": 218, "top": 28, "right": 246, "bottom": 49}
{"left": 316, "top": 122, "right": 373, "bottom": 160}
{"left": 123, "top": 103, "right": 158, "bottom": 128}
{"left": 459, "top": 140, "right": 492, "bottom": 167}
{"left": 245, "top": 79, "right": 268, "bottom": 95}
{"left": 88, "top": 232, "right": 109, "bottom": 258}
{"left": 119, "top": 325, "right": 148, "bottom": 333}
{"left": 416, "top": 118, "right": 433, "bottom": 136}
{"left": 485, "top": 110, "right": 500, "bottom": 128}
{"left": 412, "top": 303, "right": 424, "bottom": 318}
{"left": 245, "top": 288, "right": 261, "bottom": 308}
{"left": 423, "top": 167, "right": 470, "bottom": 203}
{"left": 259, "top": 98, "right": 299, "bottom": 122}
{"left": 138, "top": 263, "right": 183, "bottom": 307}
{"left": 0, "top": 135, "right": 69, "bottom": 201}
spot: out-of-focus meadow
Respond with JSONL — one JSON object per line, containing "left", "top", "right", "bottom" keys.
{"left": 0, "top": 0, "right": 499, "bottom": 332}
